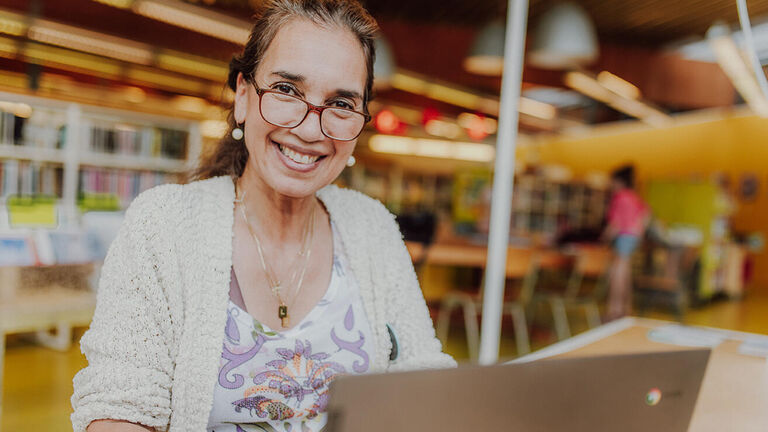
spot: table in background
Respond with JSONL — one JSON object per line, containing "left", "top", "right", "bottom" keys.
{"left": 405, "top": 241, "right": 575, "bottom": 269}
{"left": 516, "top": 317, "right": 768, "bottom": 431}
{"left": 0, "top": 265, "right": 96, "bottom": 424}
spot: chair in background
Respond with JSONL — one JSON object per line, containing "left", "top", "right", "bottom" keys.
{"left": 535, "top": 244, "right": 612, "bottom": 340}
{"left": 634, "top": 244, "right": 699, "bottom": 321}
{"left": 434, "top": 246, "right": 538, "bottom": 361}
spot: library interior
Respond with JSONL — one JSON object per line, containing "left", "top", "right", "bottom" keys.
{"left": 1, "top": 0, "right": 768, "bottom": 430}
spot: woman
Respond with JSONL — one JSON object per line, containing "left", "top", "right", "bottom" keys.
{"left": 71, "top": 1, "right": 455, "bottom": 431}
{"left": 603, "top": 165, "right": 649, "bottom": 320}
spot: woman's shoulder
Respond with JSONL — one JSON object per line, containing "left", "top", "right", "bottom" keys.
{"left": 181, "top": 174, "right": 233, "bottom": 196}
{"left": 126, "top": 176, "right": 231, "bottom": 219}
{"left": 124, "top": 182, "right": 183, "bottom": 224}
{"left": 114, "top": 177, "right": 227, "bottom": 245}
{"left": 318, "top": 185, "right": 406, "bottom": 259}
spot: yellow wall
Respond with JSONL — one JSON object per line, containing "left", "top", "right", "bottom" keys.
{"left": 536, "top": 112, "right": 768, "bottom": 293}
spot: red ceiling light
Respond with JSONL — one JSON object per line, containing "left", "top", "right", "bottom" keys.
{"left": 374, "top": 109, "right": 403, "bottom": 134}
{"left": 465, "top": 113, "right": 489, "bottom": 141}
{"left": 420, "top": 107, "right": 441, "bottom": 126}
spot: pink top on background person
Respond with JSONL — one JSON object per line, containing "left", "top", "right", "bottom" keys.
{"left": 607, "top": 189, "right": 648, "bottom": 237}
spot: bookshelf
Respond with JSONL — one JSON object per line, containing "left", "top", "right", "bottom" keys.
{"left": 512, "top": 173, "right": 609, "bottom": 239}
{"left": 0, "top": 90, "right": 202, "bottom": 226}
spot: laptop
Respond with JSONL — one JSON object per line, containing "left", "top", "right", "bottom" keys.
{"left": 326, "top": 349, "right": 710, "bottom": 432}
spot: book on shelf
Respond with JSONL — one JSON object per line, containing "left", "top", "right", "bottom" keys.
{"left": 1, "top": 106, "right": 67, "bottom": 149}
{"left": 0, "top": 111, "right": 23, "bottom": 145}
{"left": 78, "top": 167, "right": 177, "bottom": 209}
{"left": 0, "top": 160, "right": 63, "bottom": 198}
{"left": 26, "top": 109, "right": 67, "bottom": 149}
{"left": 20, "top": 161, "right": 34, "bottom": 196}
{"left": 86, "top": 121, "right": 188, "bottom": 160}
{"left": 1, "top": 159, "right": 19, "bottom": 196}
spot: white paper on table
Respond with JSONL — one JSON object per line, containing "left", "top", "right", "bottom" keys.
{"left": 646, "top": 324, "right": 726, "bottom": 348}
{"left": 738, "top": 337, "right": 768, "bottom": 358}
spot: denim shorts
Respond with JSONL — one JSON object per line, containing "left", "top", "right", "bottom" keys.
{"left": 614, "top": 235, "right": 639, "bottom": 256}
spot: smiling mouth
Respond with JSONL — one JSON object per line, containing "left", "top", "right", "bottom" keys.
{"left": 276, "top": 142, "right": 326, "bottom": 165}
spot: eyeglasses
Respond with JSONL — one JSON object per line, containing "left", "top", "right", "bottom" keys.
{"left": 251, "top": 84, "right": 371, "bottom": 141}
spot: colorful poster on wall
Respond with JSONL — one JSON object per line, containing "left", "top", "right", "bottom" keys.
{"left": 452, "top": 169, "right": 491, "bottom": 234}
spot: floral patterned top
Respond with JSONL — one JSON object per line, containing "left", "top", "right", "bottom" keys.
{"left": 207, "top": 223, "right": 374, "bottom": 432}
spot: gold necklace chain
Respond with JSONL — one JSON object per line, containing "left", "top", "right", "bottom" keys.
{"left": 235, "top": 183, "right": 316, "bottom": 328}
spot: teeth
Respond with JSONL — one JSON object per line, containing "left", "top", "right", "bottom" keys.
{"left": 279, "top": 144, "right": 320, "bottom": 164}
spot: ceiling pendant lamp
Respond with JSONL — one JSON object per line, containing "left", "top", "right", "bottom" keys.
{"left": 527, "top": 1, "right": 599, "bottom": 70}
{"left": 373, "top": 34, "right": 396, "bottom": 89}
{"left": 463, "top": 19, "right": 506, "bottom": 76}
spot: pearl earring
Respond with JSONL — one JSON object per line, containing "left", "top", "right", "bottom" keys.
{"left": 231, "top": 123, "right": 244, "bottom": 140}
{"left": 346, "top": 155, "right": 356, "bottom": 167}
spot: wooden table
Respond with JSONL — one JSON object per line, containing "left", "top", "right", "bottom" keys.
{"left": 406, "top": 241, "right": 488, "bottom": 267}
{"left": 404, "top": 241, "right": 569, "bottom": 273}
{"left": 515, "top": 317, "right": 768, "bottom": 431}
{"left": 0, "top": 266, "right": 97, "bottom": 425}
{"left": 405, "top": 241, "right": 577, "bottom": 269}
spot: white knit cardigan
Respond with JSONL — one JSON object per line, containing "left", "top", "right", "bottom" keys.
{"left": 71, "top": 175, "right": 456, "bottom": 432}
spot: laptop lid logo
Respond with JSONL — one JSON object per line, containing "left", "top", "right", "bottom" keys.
{"left": 645, "top": 388, "right": 662, "bottom": 406}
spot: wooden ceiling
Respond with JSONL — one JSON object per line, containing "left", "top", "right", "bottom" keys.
{"left": 7, "top": 0, "right": 768, "bottom": 57}
{"left": 531, "top": 0, "right": 768, "bottom": 45}
{"left": 373, "top": 0, "right": 768, "bottom": 46}
{"left": 208, "top": 0, "right": 768, "bottom": 46}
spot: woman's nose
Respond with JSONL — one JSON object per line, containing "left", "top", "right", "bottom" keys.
{"left": 290, "top": 109, "right": 326, "bottom": 143}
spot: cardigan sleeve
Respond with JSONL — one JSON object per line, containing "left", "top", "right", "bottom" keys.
{"left": 71, "top": 189, "right": 176, "bottom": 432}
{"left": 378, "top": 210, "right": 457, "bottom": 372}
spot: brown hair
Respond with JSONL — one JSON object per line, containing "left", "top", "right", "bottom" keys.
{"left": 192, "top": 0, "right": 378, "bottom": 181}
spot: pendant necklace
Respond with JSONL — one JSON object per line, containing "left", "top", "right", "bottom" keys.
{"left": 236, "top": 184, "right": 316, "bottom": 328}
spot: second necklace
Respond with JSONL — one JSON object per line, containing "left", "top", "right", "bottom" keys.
{"left": 237, "top": 186, "right": 316, "bottom": 328}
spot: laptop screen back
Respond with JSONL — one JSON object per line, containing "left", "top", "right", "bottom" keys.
{"left": 327, "top": 349, "right": 710, "bottom": 432}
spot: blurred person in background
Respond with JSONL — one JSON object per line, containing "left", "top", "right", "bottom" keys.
{"left": 71, "top": 1, "right": 455, "bottom": 431}
{"left": 603, "top": 165, "right": 649, "bottom": 320}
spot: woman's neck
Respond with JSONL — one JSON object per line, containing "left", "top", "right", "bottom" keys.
{"left": 235, "top": 166, "right": 318, "bottom": 244}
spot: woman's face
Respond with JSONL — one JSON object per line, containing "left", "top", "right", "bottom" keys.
{"left": 234, "top": 18, "right": 368, "bottom": 199}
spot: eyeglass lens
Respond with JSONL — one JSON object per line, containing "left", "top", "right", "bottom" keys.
{"left": 260, "top": 92, "right": 364, "bottom": 140}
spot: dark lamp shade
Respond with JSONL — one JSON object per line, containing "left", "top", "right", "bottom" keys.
{"left": 373, "top": 34, "right": 396, "bottom": 88}
{"left": 464, "top": 20, "right": 506, "bottom": 76}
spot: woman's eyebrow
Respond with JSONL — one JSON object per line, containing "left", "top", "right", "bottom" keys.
{"left": 271, "top": 71, "right": 305, "bottom": 82}
{"left": 334, "top": 89, "right": 363, "bottom": 101}
{"left": 270, "top": 71, "right": 362, "bottom": 101}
